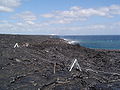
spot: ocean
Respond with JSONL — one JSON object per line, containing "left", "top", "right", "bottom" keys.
{"left": 59, "top": 35, "right": 120, "bottom": 50}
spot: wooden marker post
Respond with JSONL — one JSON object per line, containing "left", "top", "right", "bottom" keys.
{"left": 54, "top": 63, "right": 56, "bottom": 74}
{"left": 14, "top": 43, "right": 19, "bottom": 48}
{"left": 69, "top": 59, "right": 82, "bottom": 72}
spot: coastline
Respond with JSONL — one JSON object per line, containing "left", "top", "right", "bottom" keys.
{"left": 59, "top": 36, "right": 120, "bottom": 51}
{"left": 0, "top": 34, "right": 120, "bottom": 90}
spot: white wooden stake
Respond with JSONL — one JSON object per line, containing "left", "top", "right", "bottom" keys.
{"left": 14, "top": 43, "right": 19, "bottom": 48}
{"left": 53, "top": 63, "right": 56, "bottom": 74}
{"left": 69, "top": 59, "right": 82, "bottom": 72}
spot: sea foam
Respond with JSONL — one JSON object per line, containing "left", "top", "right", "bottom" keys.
{"left": 63, "top": 38, "right": 79, "bottom": 45}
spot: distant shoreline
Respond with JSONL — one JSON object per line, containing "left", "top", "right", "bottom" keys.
{"left": 58, "top": 35, "right": 120, "bottom": 50}
{"left": 1, "top": 34, "right": 120, "bottom": 51}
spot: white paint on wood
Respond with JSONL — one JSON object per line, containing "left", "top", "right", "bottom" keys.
{"left": 14, "top": 43, "right": 19, "bottom": 48}
{"left": 69, "top": 59, "right": 82, "bottom": 72}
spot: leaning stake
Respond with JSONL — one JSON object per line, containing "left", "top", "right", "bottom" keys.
{"left": 69, "top": 59, "right": 82, "bottom": 72}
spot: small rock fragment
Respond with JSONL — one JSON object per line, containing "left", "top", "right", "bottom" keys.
{"left": 15, "top": 59, "right": 21, "bottom": 62}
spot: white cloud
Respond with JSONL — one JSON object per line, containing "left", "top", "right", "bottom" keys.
{"left": 53, "top": 24, "right": 106, "bottom": 31}
{"left": 0, "top": 6, "right": 13, "bottom": 12}
{"left": 86, "top": 25, "right": 106, "bottom": 30}
{"left": 42, "top": 5, "right": 120, "bottom": 24}
{"left": 0, "top": 19, "right": 120, "bottom": 35}
{"left": 0, "top": 0, "right": 21, "bottom": 12}
{"left": 41, "top": 14, "right": 54, "bottom": 18}
{"left": 0, "top": 4, "right": 120, "bottom": 35}
{"left": 12, "top": 11, "right": 37, "bottom": 24}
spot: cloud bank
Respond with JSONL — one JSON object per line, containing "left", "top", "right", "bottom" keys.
{"left": 0, "top": 0, "right": 21, "bottom": 12}
{"left": 42, "top": 5, "right": 120, "bottom": 24}
{"left": 0, "top": 4, "right": 120, "bottom": 35}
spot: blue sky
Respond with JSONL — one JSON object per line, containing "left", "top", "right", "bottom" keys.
{"left": 0, "top": 0, "right": 120, "bottom": 35}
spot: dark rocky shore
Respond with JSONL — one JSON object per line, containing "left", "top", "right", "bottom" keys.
{"left": 0, "top": 34, "right": 120, "bottom": 90}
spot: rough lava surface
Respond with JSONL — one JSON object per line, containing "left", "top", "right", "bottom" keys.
{"left": 0, "top": 34, "right": 120, "bottom": 90}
